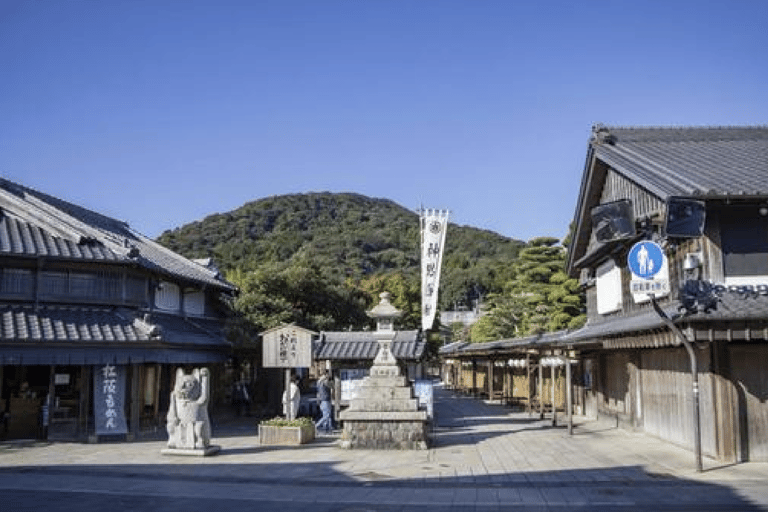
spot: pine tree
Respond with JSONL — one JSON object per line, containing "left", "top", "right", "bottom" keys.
{"left": 469, "top": 236, "right": 584, "bottom": 342}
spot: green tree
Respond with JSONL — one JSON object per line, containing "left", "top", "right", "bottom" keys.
{"left": 469, "top": 235, "right": 585, "bottom": 341}
{"left": 226, "top": 261, "right": 370, "bottom": 339}
{"left": 354, "top": 271, "right": 421, "bottom": 330}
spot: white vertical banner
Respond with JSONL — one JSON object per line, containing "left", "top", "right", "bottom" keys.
{"left": 420, "top": 209, "right": 449, "bottom": 331}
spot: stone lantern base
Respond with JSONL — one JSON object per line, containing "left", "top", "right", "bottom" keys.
{"left": 340, "top": 412, "right": 428, "bottom": 450}
{"left": 339, "top": 374, "right": 429, "bottom": 450}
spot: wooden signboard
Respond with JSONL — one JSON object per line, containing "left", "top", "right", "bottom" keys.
{"left": 262, "top": 324, "right": 315, "bottom": 368}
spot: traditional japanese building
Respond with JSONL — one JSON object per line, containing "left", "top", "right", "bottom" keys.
{"left": 440, "top": 125, "right": 768, "bottom": 464}
{"left": 566, "top": 125, "right": 768, "bottom": 463}
{"left": 0, "top": 178, "right": 237, "bottom": 441}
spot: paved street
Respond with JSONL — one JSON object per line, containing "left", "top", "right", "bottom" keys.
{"left": 2, "top": 385, "right": 767, "bottom": 511}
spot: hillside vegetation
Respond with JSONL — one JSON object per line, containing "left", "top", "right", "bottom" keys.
{"left": 158, "top": 192, "right": 524, "bottom": 312}
{"left": 157, "top": 192, "right": 583, "bottom": 343}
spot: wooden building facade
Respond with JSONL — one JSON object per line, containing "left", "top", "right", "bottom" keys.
{"left": 0, "top": 178, "right": 237, "bottom": 441}
{"left": 569, "top": 125, "right": 768, "bottom": 462}
{"left": 441, "top": 126, "right": 768, "bottom": 463}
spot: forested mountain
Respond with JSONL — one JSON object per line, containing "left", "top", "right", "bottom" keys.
{"left": 156, "top": 193, "right": 583, "bottom": 344}
{"left": 157, "top": 192, "right": 525, "bottom": 312}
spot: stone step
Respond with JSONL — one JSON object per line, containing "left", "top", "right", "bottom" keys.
{"left": 358, "top": 375, "right": 408, "bottom": 388}
{"left": 347, "top": 398, "right": 420, "bottom": 412}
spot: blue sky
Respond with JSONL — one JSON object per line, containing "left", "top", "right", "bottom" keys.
{"left": 2, "top": 0, "right": 767, "bottom": 243}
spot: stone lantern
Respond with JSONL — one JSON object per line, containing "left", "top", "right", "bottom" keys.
{"left": 368, "top": 292, "right": 401, "bottom": 376}
{"left": 339, "top": 291, "right": 429, "bottom": 450}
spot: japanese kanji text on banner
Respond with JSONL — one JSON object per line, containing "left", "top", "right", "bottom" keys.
{"left": 420, "top": 209, "right": 449, "bottom": 331}
{"left": 93, "top": 363, "right": 128, "bottom": 435}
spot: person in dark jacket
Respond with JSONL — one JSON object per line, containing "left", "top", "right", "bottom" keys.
{"left": 314, "top": 372, "right": 333, "bottom": 433}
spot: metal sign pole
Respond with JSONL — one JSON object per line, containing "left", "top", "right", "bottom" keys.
{"left": 650, "top": 296, "right": 702, "bottom": 472}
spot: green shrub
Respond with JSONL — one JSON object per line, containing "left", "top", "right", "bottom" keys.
{"left": 260, "top": 416, "right": 314, "bottom": 427}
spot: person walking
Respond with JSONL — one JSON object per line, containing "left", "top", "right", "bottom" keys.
{"left": 315, "top": 372, "right": 334, "bottom": 433}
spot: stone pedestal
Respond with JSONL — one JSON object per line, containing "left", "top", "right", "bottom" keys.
{"left": 161, "top": 445, "right": 220, "bottom": 457}
{"left": 339, "top": 373, "right": 429, "bottom": 449}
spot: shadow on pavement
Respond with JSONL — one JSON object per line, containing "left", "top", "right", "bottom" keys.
{"left": 1, "top": 387, "right": 765, "bottom": 511}
{"left": 1, "top": 461, "right": 762, "bottom": 511}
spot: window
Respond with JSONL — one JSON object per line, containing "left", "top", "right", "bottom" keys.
{"left": 183, "top": 290, "right": 205, "bottom": 316}
{"left": 125, "top": 275, "right": 148, "bottom": 304}
{"left": 719, "top": 206, "right": 768, "bottom": 285}
{"left": 155, "top": 281, "right": 180, "bottom": 311}
{"left": 0, "top": 269, "right": 34, "bottom": 297}
{"left": 596, "top": 259, "right": 623, "bottom": 314}
{"left": 39, "top": 270, "right": 122, "bottom": 301}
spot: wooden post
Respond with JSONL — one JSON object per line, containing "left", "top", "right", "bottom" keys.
{"left": 526, "top": 354, "right": 532, "bottom": 414}
{"left": 333, "top": 373, "right": 341, "bottom": 427}
{"left": 538, "top": 359, "right": 544, "bottom": 419}
{"left": 285, "top": 369, "right": 292, "bottom": 420}
{"left": 551, "top": 359, "right": 557, "bottom": 427}
{"left": 487, "top": 359, "right": 494, "bottom": 401}
{"left": 78, "top": 365, "right": 90, "bottom": 438}
{"left": 130, "top": 364, "right": 141, "bottom": 441}
{"left": 565, "top": 356, "right": 573, "bottom": 436}
{"left": 47, "top": 365, "right": 55, "bottom": 440}
{"left": 503, "top": 360, "right": 509, "bottom": 405}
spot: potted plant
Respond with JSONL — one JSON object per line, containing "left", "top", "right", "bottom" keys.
{"left": 258, "top": 416, "right": 315, "bottom": 445}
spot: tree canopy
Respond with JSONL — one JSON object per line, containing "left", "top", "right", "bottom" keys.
{"left": 156, "top": 192, "right": 582, "bottom": 349}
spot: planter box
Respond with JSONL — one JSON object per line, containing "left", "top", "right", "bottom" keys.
{"left": 259, "top": 424, "right": 315, "bottom": 445}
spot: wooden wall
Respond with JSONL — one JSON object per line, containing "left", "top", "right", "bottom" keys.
{"left": 730, "top": 344, "right": 768, "bottom": 461}
{"left": 640, "top": 348, "right": 718, "bottom": 457}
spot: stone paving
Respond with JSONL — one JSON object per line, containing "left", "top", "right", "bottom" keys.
{"left": 1, "top": 385, "right": 767, "bottom": 510}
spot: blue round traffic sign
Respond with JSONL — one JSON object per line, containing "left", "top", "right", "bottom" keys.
{"left": 627, "top": 241, "right": 665, "bottom": 279}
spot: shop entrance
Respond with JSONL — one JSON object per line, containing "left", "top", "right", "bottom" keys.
{"left": 1, "top": 365, "right": 49, "bottom": 440}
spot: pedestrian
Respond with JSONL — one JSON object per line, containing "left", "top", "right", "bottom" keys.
{"left": 232, "top": 380, "right": 250, "bottom": 417}
{"left": 282, "top": 376, "right": 300, "bottom": 420}
{"left": 315, "top": 371, "right": 333, "bottom": 433}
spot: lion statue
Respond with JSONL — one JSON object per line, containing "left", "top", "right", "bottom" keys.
{"left": 166, "top": 367, "right": 211, "bottom": 450}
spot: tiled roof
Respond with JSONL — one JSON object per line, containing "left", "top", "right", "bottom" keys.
{"left": 0, "top": 303, "right": 230, "bottom": 364}
{"left": 567, "top": 125, "right": 768, "bottom": 276}
{"left": 440, "top": 330, "right": 570, "bottom": 356}
{"left": 590, "top": 125, "right": 768, "bottom": 199}
{"left": 550, "top": 291, "right": 768, "bottom": 346}
{"left": 315, "top": 330, "right": 425, "bottom": 361}
{"left": 438, "top": 340, "right": 469, "bottom": 355}
{"left": 0, "top": 303, "right": 229, "bottom": 347}
{"left": 1, "top": 304, "right": 148, "bottom": 343}
{"left": 0, "top": 178, "right": 236, "bottom": 292}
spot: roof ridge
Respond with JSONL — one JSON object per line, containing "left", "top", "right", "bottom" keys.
{"left": 0, "top": 178, "right": 134, "bottom": 256}
{"left": 593, "top": 124, "right": 768, "bottom": 143}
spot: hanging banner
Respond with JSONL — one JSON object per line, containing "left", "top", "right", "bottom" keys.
{"left": 93, "top": 363, "right": 128, "bottom": 435}
{"left": 420, "top": 209, "right": 449, "bottom": 330}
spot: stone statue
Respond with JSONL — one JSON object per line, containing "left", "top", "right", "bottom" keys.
{"left": 166, "top": 367, "right": 211, "bottom": 450}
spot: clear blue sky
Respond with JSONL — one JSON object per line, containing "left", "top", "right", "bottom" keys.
{"left": 2, "top": 0, "right": 767, "bottom": 242}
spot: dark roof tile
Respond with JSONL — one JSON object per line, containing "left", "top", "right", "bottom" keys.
{"left": 592, "top": 126, "right": 768, "bottom": 199}
{"left": 0, "top": 303, "right": 229, "bottom": 349}
{"left": 0, "top": 178, "right": 236, "bottom": 292}
{"left": 315, "top": 330, "right": 425, "bottom": 361}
